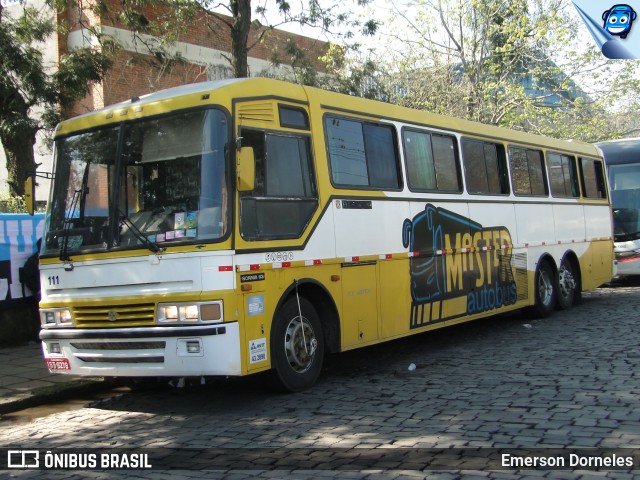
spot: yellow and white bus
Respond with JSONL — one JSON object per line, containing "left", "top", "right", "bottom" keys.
{"left": 38, "top": 78, "right": 613, "bottom": 391}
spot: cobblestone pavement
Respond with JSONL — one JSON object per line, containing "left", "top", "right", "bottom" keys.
{"left": 2, "top": 285, "right": 640, "bottom": 479}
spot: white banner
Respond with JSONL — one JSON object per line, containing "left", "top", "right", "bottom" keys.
{"left": 0, "top": 213, "right": 44, "bottom": 306}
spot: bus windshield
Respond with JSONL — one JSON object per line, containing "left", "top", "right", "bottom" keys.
{"left": 43, "top": 108, "right": 230, "bottom": 257}
{"left": 608, "top": 162, "right": 640, "bottom": 242}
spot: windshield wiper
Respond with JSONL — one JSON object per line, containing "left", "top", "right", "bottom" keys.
{"left": 60, "top": 163, "right": 92, "bottom": 261}
{"left": 59, "top": 189, "right": 83, "bottom": 262}
{"left": 117, "top": 208, "right": 163, "bottom": 253}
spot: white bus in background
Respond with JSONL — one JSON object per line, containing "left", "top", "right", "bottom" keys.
{"left": 597, "top": 138, "right": 640, "bottom": 276}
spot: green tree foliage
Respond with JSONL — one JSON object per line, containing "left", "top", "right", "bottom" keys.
{"left": 0, "top": 1, "right": 113, "bottom": 197}
{"left": 208, "top": 0, "right": 378, "bottom": 79}
{"left": 376, "top": 0, "right": 640, "bottom": 142}
{"left": 0, "top": 191, "right": 27, "bottom": 213}
{"left": 316, "top": 44, "right": 388, "bottom": 99}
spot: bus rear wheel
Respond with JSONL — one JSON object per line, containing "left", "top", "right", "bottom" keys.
{"left": 270, "top": 297, "right": 324, "bottom": 392}
{"left": 527, "top": 260, "right": 556, "bottom": 318}
{"left": 557, "top": 258, "right": 577, "bottom": 310}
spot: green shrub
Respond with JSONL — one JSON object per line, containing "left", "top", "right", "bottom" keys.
{"left": 0, "top": 192, "right": 28, "bottom": 213}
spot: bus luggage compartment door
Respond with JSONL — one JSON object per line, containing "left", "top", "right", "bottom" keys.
{"left": 341, "top": 263, "right": 379, "bottom": 347}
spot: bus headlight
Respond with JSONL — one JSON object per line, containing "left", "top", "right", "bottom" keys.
{"left": 180, "top": 305, "right": 200, "bottom": 322}
{"left": 161, "top": 305, "right": 179, "bottom": 321}
{"left": 157, "top": 301, "right": 223, "bottom": 324}
{"left": 43, "top": 311, "right": 56, "bottom": 325}
{"left": 40, "top": 308, "right": 74, "bottom": 328}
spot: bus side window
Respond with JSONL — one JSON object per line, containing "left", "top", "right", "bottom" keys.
{"left": 325, "top": 115, "right": 401, "bottom": 190}
{"left": 461, "top": 138, "right": 509, "bottom": 195}
{"left": 279, "top": 105, "right": 310, "bottom": 130}
{"left": 509, "top": 146, "right": 547, "bottom": 196}
{"left": 239, "top": 129, "right": 318, "bottom": 240}
{"left": 402, "top": 128, "right": 461, "bottom": 192}
{"left": 547, "top": 153, "right": 579, "bottom": 198}
{"left": 580, "top": 157, "right": 607, "bottom": 199}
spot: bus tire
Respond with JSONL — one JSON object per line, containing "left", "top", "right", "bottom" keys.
{"left": 270, "top": 297, "right": 324, "bottom": 392}
{"left": 557, "top": 258, "right": 578, "bottom": 310}
{"left": 527, "top": 260, "right": 556, "bottom": 318}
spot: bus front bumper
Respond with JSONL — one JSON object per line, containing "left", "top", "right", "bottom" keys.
{"left": 614, "top": 253, "right": 640, "bottom": 276}
{"left": 39, "top": 323, "right": 242, "bottom": 377}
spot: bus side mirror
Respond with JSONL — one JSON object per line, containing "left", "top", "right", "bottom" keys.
{"left": 24, "top": 176, "right": 35, "bottom": 215}
{"left": 237, "top": 146, "right": 255, "bottom": 192}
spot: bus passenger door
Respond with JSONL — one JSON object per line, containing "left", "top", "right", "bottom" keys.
{"left": 341, "top": 263, "right": 379, "bottom": 347}
{"left": 233, "top": 101, "right": 318, "bottom": 250}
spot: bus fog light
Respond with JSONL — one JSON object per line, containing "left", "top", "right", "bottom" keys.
{"left": 186, "top": 340, "right": 201, "bottom": 354}
{"left": 177, "top": 338, "right": 203, "bottom": 356}
{"left": 50, "top": 343, "right": 61, "bottom": 354}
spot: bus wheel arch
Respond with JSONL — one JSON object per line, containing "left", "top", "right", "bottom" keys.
{"left": 526, "top": 255, "right": 557, "bottom": 318}
{"left": 275, "top": 279, "right": 341, "bottom": 354}
{"left": 269, "top": 279, "right": 340, "bottom": 392}
{"left": 557, "top": 251, "right": 581, "bottom": 309}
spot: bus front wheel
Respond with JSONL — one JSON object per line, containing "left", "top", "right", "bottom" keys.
{"left": 270, "top": 297, "right": 324, "bottom": 392}
{"left": 527, "top": 260, "right": 556, "bottom": 318}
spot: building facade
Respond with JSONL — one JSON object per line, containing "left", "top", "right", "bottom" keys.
{"left": 1, "top": 0, "right": 328, "bottom": 199}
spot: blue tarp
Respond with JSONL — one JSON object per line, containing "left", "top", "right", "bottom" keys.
{"left": 0, "top": 213, "right": 45, "bottom": 306}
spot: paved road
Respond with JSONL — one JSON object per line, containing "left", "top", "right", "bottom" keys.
{"left": 2, "top": 284, "right": 640, "bottom": 479}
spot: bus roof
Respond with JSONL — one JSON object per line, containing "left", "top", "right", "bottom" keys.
{"left": 56, "top": 77, "right": 601, "bottom": 157}
{"left": 304, "top": 82, "right": 598, "bottom": 156}
{"left": 72, "top": 78, "right": 245, "bottom": 118}
{"left": 596, "top": 138, "right": 640, "bottom": 166}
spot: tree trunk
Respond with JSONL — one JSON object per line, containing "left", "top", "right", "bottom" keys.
{"left": 1, "top": 130, "right": 37, "bottom": 197}
{"left": 230, "top": 0, "right": 251, "bottom": 78}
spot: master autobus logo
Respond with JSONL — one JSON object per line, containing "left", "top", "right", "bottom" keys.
{"left": 402, "top": 204, "right": 517, "bottom": 328}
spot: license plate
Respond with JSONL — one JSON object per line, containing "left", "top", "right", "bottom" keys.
{"left": 45, "top": 358, "right": 70, "bottom": 371}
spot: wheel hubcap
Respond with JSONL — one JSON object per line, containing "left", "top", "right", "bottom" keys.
{"left": 558, "top": 264, "right": 575, "bottom": 299}
{"left": 284, "top": 316, "right": 317, "bottom": 373}
{"left": 538, "top": 270, "right": 554, "bottom": 306}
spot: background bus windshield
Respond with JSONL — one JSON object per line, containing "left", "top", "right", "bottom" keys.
{"left": 608, "top": 162, "right": 640, "bottom": 241}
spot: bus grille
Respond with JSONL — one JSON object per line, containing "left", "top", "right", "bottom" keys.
{"left": 70, "top": 342, "right": 165, "bottom": 350}
{"left": 73, "top": 303, "right": 156, "bottom": 328}
{"left": 77, "top": 356, "right": 164, "bottom": 364}
{"left": 69, "top": 340, "right": 166, "bottom": 364}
